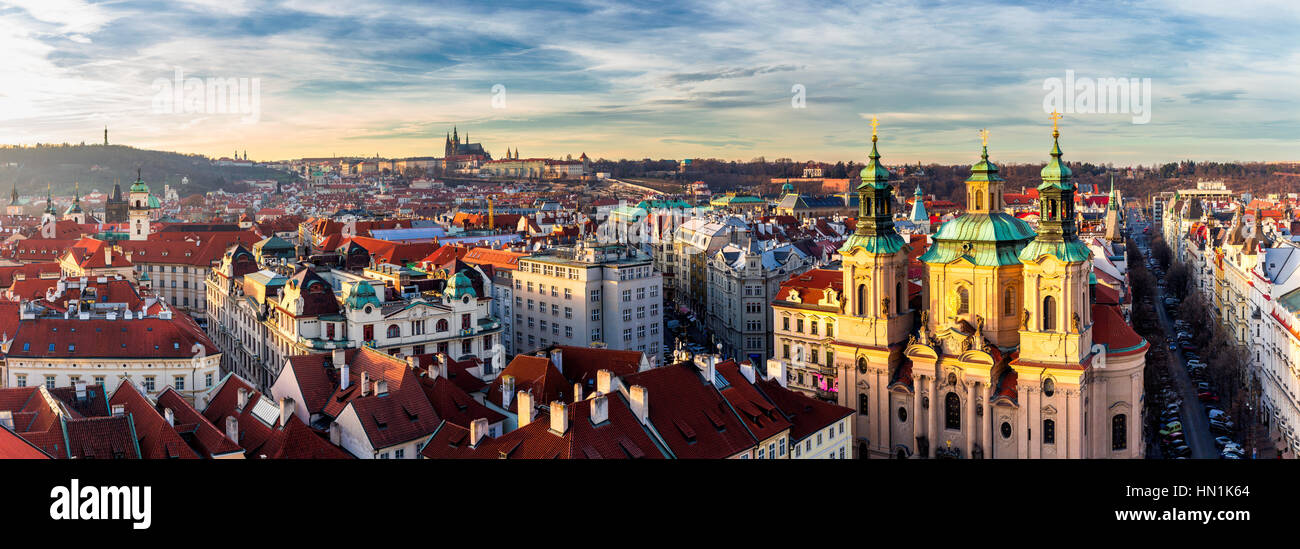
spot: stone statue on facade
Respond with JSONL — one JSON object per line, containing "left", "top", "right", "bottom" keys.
{"left": 881, "top": 296, "right": 891, "bottom": 318}
{"left": 1072, "top": 312, "right": 1081, "bottom": 333}
{"left": 1021, "top": 308, "right": 1030, "bottom": 330}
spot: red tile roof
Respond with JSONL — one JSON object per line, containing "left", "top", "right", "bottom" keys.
{"left": 715, "top": 362, "right": 793, "bottom": 442}
{"left": 316, "top": 347, "right": 441, "bottom": 450}
{"left": 0, "top": 424, "right": 50, "bottom": 458}
{"left": 1091, "top": 303, "right": 1147, "bottom": 356}
{"left": 623, "top": 361, "right": 757, "bottom": 458}
{"left": 8, "top": 311, "right": 219, "bottom": 360}
{"left": 108, "top": 382, "right": 199, "bottom": 459}
{"left": 487, "top": 354, "right": 568, "bottom": 413}
{"left": 754, "top": 378, "right": 854, "bottom": 441}
{"left": 154, "top": 387, "right": 244, "bottom": 458}
{"left": 420, "top": 395, "right": 664, "bottom": 459}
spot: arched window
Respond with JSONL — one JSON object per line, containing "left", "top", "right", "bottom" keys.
{"left": 1112, "top": 414, "right": 1127, "bottom": 451}
{"left": 386, "top": 325, "right": 400, "bottom": 338}
{"left": 1043, "top": 419, "right": 1056, "bottom": 444}
{"left": 856, "top": 284, "right": 866, "bottom": 316}
{"left": 859, "top": 394, "right": 869, "bottom": 415}
{"left": 944, "top": 392, "right": 961, "bottom": 430}
{"left": 957, "top": 286, "right": 970, "bottom": 315}
{"left": 1003, "top": 287, "right": 1015, "bottom": 316}
{"left": 1043, "top": 378, "right": 1055, "bottom": 397}
{"left": 864, "top": 198, "right": 872, "bottom": 216}
{"left": 1042, "top": 296, "right": 1056, "bottom": 331}
{"left": 896, "top": 281, "right": 904, "bottom": 313}
{"left": 974, "top": 190, "right": 983, "bottom": 211}
{"left": 436, "top": 319, "right": 448, "bottom": 332}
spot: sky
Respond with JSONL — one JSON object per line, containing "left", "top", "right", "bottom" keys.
{"left": 1, "top": 0, "right": 1298, "bottom": 166}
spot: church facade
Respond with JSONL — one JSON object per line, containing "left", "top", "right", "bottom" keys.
{"left": 774, "top": 120, "right": 1146, "bottom": 459}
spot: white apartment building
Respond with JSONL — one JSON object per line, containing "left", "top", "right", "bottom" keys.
{"left": 706, "top": 239, "right": 813, "bottom": 365}
{"left": 510, "top": 242, "right": 663, "bottom": 366}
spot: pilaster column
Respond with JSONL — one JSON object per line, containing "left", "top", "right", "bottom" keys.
{"left": 912, "top": 375, "right": 922, "bottom": 455}
{"left": 875, "top": 368, "right": 885, "bottom": 454}
{"left": 1067, "top": 389, "right": 1081, "bottom": 459}
{"left": 1030, "top": 387, "right": 1041, "bottom": 459}
{"left": 1017, "top": 384, "right": 1028, "bottom": 457}
{"left": 982, "top": 382, "right": 993, "bottom": 459}
{"left": 929, "top": 374, "right": 940, "bottom": 455}
{"left": 963, "top": 380, "right": 974, "bottom": 458}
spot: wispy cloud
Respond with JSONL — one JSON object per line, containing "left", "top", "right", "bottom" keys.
{"left": 0, "top": 0, "right": 1296, "bottom": 165}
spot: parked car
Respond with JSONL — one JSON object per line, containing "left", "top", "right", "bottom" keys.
{"left": 1209, "top": 421, "right": 1233, "bottom": 435}
{"left": 1198, "top": 391, "right": 1220, "bottom": 403}
{"left": 1159, "top": 422, "right": 1183, "bottom": 436}
{"left": 1214, "top": 436, "right": 1234, "bottom": 449}
{"left": 1221, "top": 452, "right": 1242, "bottom": 459}
{"left": 1169, "top": 445, "right": 1191, "bottom": 457}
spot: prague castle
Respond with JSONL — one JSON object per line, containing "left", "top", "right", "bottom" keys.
{"left": 772, "top": 116, "right": 1147, "bottom": 459}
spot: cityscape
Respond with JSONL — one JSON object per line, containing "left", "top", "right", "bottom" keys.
{"left": 2, "top": 2, "right": 1300, "bottom": 529}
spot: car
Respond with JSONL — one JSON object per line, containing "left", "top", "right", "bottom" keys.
{"left": 1222, "top": 445, "right": 1245, "bottom": 456}
{"left": 1197, "top": 382, "right": 1210, "bottom": 392}
{"left": 1208, "top": 410, "right": 1230, "bottom": 422}
{"left": 1181, "top": 342, "right": 1196, "bottom": 350}
{"left": 1169, "top": 445, "right": 1191, "bottom": 457}
{"left": 1162, "top": 434, "right": 1186, "bottom": 446}
{"left": 1209, "top": 421, "right": 1233, "bottom": 435}
{"left": 1169, "top": 342, "right": 1178, "bottom": 351}
{"left": 1159, "top": 422, "right": 1183, "bottom": 436}
{"left": 1198, "top": 391, "right": 1220, "bottom": 403}
{"left": 1214, "top": 436, "right": 1234, "bottom": 448}
{"left": 1221, "top": 452, "right": 1242, "bottom": 459}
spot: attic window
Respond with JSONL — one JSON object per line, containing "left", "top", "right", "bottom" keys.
{"left": 173, "top": 342, "right": 180, "bottom": 350}
{"left": 704, "top": 409, "right": 727, "bottom": 431}
{"left": 48, "top": 343, "right": 55, "bottom": 352}
{"left": 673, "top": 418, "right": 697, "bottom": 443}
{"left": 22, "top": 343, "right": 29, "bottom": 351}
{"left": 617, "top": 436, "right": 646, "bottom": 459}
{"left": 373, "top": 414, "right": 388, "bottom": 430}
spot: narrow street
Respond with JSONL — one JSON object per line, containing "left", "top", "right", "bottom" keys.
{"left": 1138, "top": 220, "right": 1217, "bottom": 459}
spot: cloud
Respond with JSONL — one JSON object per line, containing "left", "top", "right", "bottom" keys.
{"left": 1183, "top": 89, "right": 1246, "bottom": 102}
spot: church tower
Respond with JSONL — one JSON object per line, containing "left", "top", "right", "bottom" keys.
{"left": 64, "top": 181, "right": 87, "bottom": 224}
{"left": 41, "top": 184, "right": 57, "bottom": 227}
{"left": 910, "top": 184, "right": 930, "bottom": 234}
{"left": 1103, "top": 175, "right": 1123, "bottom": 242}
{"left": 833, "top": 118, "right": 912, "bottom": 457}
{"left": 1012, "top": 116, "right": 1094, "bottom": 458}
{"left": 128, "top": 169, "right": 155, "bottom": 241}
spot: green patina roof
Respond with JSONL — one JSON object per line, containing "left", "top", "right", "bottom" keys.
{"left": 857, "top": 137, "right": 891, "bottom": 190}
{"left": 1038, "top": 132, "right": 1073, "bottom": 191}
{"left": 147, "top": 194, "right": 162, "bottom": 208}
{"left": 1018, "top": 239, "right": 1093, "bottom": 263}
{"left": 445, "top": 271, "right": 477, "bottom": 300}
{"left": 966, "top": 146, "right": 1003, "bottom": 184}
{"left": 129, "top": 176, "right": 150, "bottom": 194}
{"left": 839, "top": 232, "right": 908, "bottom": 255}
{"left": 919, "top": 213, "right": 1036, "bottom": 266}
{"left": 344, "top": 281, "right": 381, "bottom": 309}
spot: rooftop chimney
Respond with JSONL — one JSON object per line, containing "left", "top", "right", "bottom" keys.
{"left": 164, "top": 408, "right": 175, "bottom": 427}
{"left": 766, "top": 359, "right": 788, "bottom": 388}
{"left": 549, "top": 401, "right": 568, "bottom": 435}
{"left": 405, "top": 355, "right": 417, "bottom": 371}
{"left": 360, "top": 372, "right": 371, "bottom": 396}
{"left": 517, "top": 390, "right": 534, "bottom": 427}
{"left": 225, "top": 416, "right": 239, "bottom": 443}
{"left": 501, "top": 375, "right": 515, "bottom": 408}
{"left": 74, "top": 381, "right": 87, "bottom": 401}
{"left": 590, "top": 392, "right": 609, "bottom": 425}
{"left": 438, "top": 353, "right": 449, "bottom": 379}
{"left": 105, "top": 247, "right": 112, "bottom": 267}
{"left": 739, "top": 362, "right": 756, "bottom": 384}
{"left": 573, "top": 382, "right": 583, "bottom": 403}
{"left": 332, "top": 347, "right": 346, "bottom": 368}
{"left": 329, "top": 422, "right": 341, "bottom": 446}
{"left": 596, "top": 369, "right": 616, "bottom": 394}
{"left": 469, "top": 417, "right": 490, "bottom": 448}
{"left": 236, "top": 388, "right": 249, "bottom": 410}
{"left": 629, "top": 385, "right": 649, "bottom": 425}
{"left": 279, "top": 397, "right": 296, "bottom": 426}
{"left": 375, "top": 379, "right": 389, "bottom": 396}
{"left": 550, "top": 347, "right": 563, "bottom": 373}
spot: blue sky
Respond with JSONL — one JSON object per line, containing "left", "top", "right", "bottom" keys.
{"left": 1, "top": 0, "right": 1297, "bottom": 165}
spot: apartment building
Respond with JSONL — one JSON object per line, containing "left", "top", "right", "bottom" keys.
{"left": 510, "top": 242, "right": 662, "bottom": 365}
{"left": 706, "top": 240, "right": 813, "bottom": 365}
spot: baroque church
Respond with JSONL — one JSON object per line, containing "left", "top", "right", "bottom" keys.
{"left": 783, "top": 118, "right": 1147, "bottom": 459}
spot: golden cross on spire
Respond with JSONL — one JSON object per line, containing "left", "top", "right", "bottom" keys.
{"left": 978, "top": 128, "right": 989, "bottom": 147}
{"left": 1049, "top": 110, "right": 1063, "bottom": 133}
{"left": 870, "top": 115, "right": 879, "bottom": 139}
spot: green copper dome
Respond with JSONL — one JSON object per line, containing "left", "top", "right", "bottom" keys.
{"left": 781, "top": 182, "right": 794, "bottom": 194}
{"left": 130, "top": 176, "right": 150, "bottom": 194}
{"left": 344, "top": 281, "right": 381, "bottom": 309}
{"left": 444, "top": 271, "right": 477, "bottom": 300}
{"left": 857, "top": 137, "right": 891, "bottom": 190}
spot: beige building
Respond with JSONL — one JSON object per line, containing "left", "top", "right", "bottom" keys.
{"left": 510, "top": 242, "right": 662, "bottom": 366}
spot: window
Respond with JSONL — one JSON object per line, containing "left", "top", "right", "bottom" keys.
{"left": 591, "top": 309, "right": 601, "bottom": 321}
{"left": 826, "top": 323, "right": 833, "bottom": 337}
{"left": 810, "top": 321, "right": 818, "bottom": 335}
{"left": 174, "top": 376, "right": 185, "bottom": 391}
{"left": 856, "top": 284, "right": 865, "bottom": 315}
{"left": 1112, "top": 414, "right": 1127, "bottom": 451}
{"left": 758, "top": 447, "right": 765, "bottom": 459}
{"left": 637, "top": 287, "right": 645, "bottom": 300}
{"left": 144, "top": 376, "right": 156, "bottom": 392}
{"left": 1043, "top": 419, "right": 1056, "bottom": 444}
{"left": 462, "top": 340, "right": 472, "bottom": 355}
{"left": 944, "top": 392, "right": 960, "bottom": 430}
{"left": 1042, "top": 295, "right": 1056, "bottom": 331}
{"left": 436, "top": 319, "right": 448, "bottom": 332}
{"left": 782, "top": 344, "right": 790, "bottom": 359}
{"left": 859, "top": 394, "right": 869, "bottom": 414}
{"left": 591, "top": 328, "right": 602, "bottom": 342}
{"left": 387, "top": 325, "right": 400, "bottom": 338}
{"left": 623, "top": 328, "right": 632, "bottom": 342}
{"left": 779, "top": 438, "right": 786, "bottom": 457}
{"left": 395, "top": 449, "right": 405, "bottom": 459}
{"left": 1001, "top": 421, "right": 1012, "bottom": 439}
{"left": 379, "top": 452, "right": 390, "bottom": 459}
{"left": 564, "top": 307, "right": 573, "bottom": 319}
{"left": 796, "top": 318, "right": 804, "bottom": 333}
{"left": 1043, "top": 378, "right": 1055, "bottom": 397}
{"left": 206, "top": 372, "right": 213, "bottom": 387}
{"left": 782, "top": 317, "right": 790, "bottom": 331}
{"left": 1004, "top": 287, "right": 1015, "bottom": 316}
{"left": 623, "top": 309, "right": 632, "bottom": 322}
{"left": 897, "top": 406, "right": 907, "bottom": 422}
{"left": 95, "top": 376, "right": 105, "bottom": 386}
{"left": 15, "top": 375, "right": 25, "bottom": 388}
{"left": 564, "top": 288, "right": 572, "bottom": 300}
{"left": 637, "top": 306, "right": 645, "bottom": 319}
{"left": 957, "top": 286, "right": 970, "bottom": 315}
{"left": 590, "top": 289, "right": 601, "bottom": 302}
